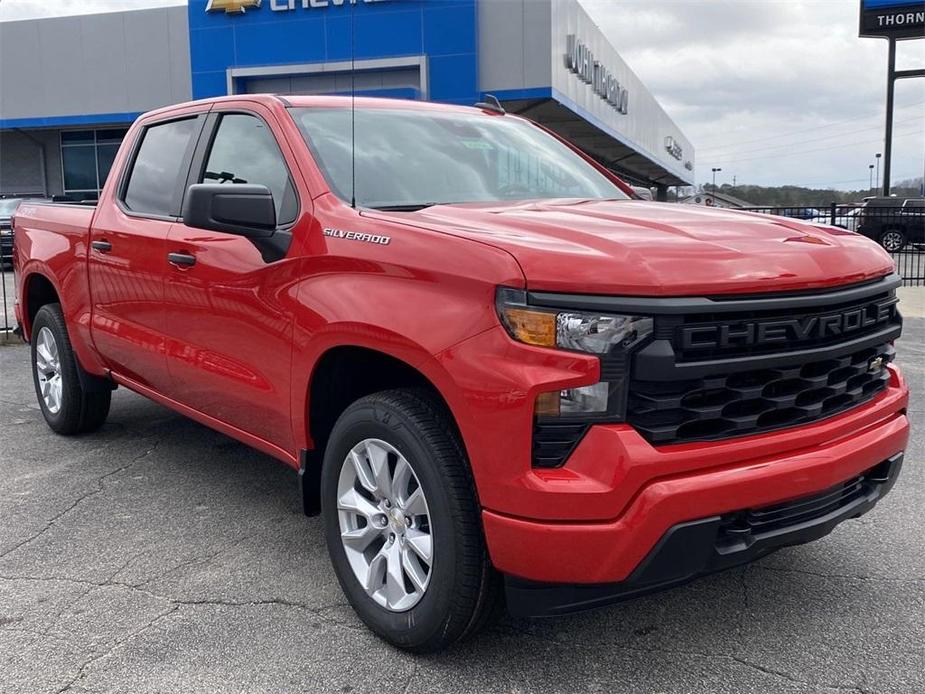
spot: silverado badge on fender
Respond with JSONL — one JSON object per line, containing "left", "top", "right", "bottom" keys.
{"left": 323, "top": 228, "right": 391, "bottom": 245}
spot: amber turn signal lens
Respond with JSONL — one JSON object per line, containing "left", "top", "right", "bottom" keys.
{"left": 535, "top": 391, "right": 561, "bottom": 417}
{"left": 501, "top": 308, "right": 556, "bottom": 347}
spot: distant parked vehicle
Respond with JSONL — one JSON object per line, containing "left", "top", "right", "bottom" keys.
{"left": 858, "top": 198, "right": 925, "bottom": 252}
{"left": 810, "top": 206, "right": 864, "bottom": 231}
{"left": 780, "top": 207, "right": 821, "bottom": 220}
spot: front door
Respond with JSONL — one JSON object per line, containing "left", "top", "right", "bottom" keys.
{"left": 163, "top": 109, "right": 302, "bottom": 451}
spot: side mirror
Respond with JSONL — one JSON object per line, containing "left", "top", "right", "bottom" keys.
{"left": 182, "top": 184, "right": 276, "bottom": 238}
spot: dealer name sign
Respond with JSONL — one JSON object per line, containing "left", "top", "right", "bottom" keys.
{"left": 859, "top": 0, "right": 925, "bottom": 39}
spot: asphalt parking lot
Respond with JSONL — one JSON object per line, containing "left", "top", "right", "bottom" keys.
{"left": 0, "top": 316, "right": 922, "bottom": 694}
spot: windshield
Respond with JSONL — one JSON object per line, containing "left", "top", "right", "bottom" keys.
{"left": 291, "top": 107, "right": 628, "bottom": 209}
{"left": 0, "top": 199, "right": 22, "bottom": 217}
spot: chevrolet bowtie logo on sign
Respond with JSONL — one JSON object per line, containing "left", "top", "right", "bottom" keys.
{"left": 206, "top": 0, "right": 261, "bottom": 13}
{"left": 207, "top": 0, "right": 386, "bottom": 13}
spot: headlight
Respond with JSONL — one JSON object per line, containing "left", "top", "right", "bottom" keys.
{"left": 496, "top": 288, "right": 653, "bottom": 355}
{"left": 496, "top": 288, "right": 653, "bottom": 419}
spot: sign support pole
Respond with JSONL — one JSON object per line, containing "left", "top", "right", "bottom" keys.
{"left": 859, "top": 1, "right": 925, "bottom": 197}
{"left": 882, "top": 38, "right": 896, "bottom": 197}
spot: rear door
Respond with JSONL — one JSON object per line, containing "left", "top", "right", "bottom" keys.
{"left": 161, "top": 105, "right": 303, "bottom": 451}
{"left": 89, "top": 114, "right": 206, "bottom": 391}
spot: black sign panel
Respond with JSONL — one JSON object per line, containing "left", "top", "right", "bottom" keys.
{"left": 859, "top": 0, "right": 925, "bottom": 39}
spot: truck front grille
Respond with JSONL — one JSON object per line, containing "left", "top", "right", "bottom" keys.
{"left": 621, "top": 276, "right": 902, "bottom": 446}
{"left": 628, "top": 343, "right": 893, "bottom": 445}
{"left": 526, "top": 274, "right": 903, "bottom": 461}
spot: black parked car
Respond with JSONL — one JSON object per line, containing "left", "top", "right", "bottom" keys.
{"left": 858, "top": 197, "right": 925, "bottom": 252}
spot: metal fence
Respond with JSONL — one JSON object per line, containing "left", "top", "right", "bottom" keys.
{"left": 738, "top": 203, "right": 924, "bottom": 287}
{"left": 1, "top": 238, "right": 13, "bottom": 341}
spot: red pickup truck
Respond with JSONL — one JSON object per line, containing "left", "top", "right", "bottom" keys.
{"left": 12, "top": 96, "right": 909, "bottom": 652}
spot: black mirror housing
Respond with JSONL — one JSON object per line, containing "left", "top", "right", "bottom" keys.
{"left": 182, "top": 184, "right": 276, "bottom": 238}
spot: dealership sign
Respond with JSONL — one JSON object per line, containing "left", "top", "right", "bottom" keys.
{"left": 206, "top": 0, "right": 385, "bottom": 13}
{"left": 859, "top": 0, "right": 925, "bottom": 39}
{"left": 664, "top": 136, "right": 683, "bottom": 161}
{"left": 566, "top": 34, "right": 629, "bottom": 115}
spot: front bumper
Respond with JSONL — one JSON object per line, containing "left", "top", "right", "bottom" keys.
{"left": 506, "top": 453, "right": 903, "bottom": 617}
{"left": 481, "top": 369, "right": 909, "bottom": 589}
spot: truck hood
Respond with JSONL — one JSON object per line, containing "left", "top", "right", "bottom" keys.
{"left": 368, "top": 199, "right": 894, "bottom": 296}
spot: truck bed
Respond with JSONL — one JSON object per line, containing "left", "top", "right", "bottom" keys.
{"left": 15, "top": 201, "right": 96, "bottom": 240}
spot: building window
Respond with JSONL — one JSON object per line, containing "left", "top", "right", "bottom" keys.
{"left": 61, "top": 128, "right": 128, "bottom": 200}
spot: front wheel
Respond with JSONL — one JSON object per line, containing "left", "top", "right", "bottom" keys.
{"left": 31, "top": 303, "right": 111, "bottom": 435}
{"left": 321, "top": 389, "right": 501, "bottom": 652}
{"left": 879, "top": 229, "right": 906, "bottom": 252}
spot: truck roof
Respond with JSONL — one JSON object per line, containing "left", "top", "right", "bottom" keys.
{"left": 140, "top": 94, "right": 497, "bottom": 122}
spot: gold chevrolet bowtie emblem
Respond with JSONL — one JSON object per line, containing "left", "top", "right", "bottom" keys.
{"left": 868, "top": 356, "right": 885, "bottom": 374}
{"left": 206, "top": 0, "right": 262, "bottom": 14}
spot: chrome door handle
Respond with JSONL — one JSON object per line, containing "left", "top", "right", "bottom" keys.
{"left": 91, "top": 240, "right": 112, "bottom": 253}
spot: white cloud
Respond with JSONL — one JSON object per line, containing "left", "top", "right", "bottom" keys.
{"left": 581, "top": 0, "right": 925, "bottom": 191}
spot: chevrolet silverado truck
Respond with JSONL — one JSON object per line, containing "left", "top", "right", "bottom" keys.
{"left": 12, "top": 96, "right": 909, "bottom": 652}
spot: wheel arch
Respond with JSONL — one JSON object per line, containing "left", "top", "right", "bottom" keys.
{"left": 21, "top": 271, "right": 62, "bottom": 341}
{"left": 298, "top": 342, "right": 470, "bottom": 517}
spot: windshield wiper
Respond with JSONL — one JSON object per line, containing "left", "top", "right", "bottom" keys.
{"left": 369, "top": 203, "right": 443, "bottom": 212}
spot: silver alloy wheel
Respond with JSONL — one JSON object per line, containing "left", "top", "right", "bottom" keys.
{"left": 881, "top": 231, "right": 904, "bottom": 252}
{"left": 336, "top": 438, "right": 433, "bottom": 612}
{"left": 34, "top": 326, "right": 63, "bottom": 414}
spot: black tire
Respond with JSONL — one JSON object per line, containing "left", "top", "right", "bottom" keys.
{"left": 321, "top": 389, "right": 502, "bottom": 652}
{"left": 879, "top": 228, "right": 906, "bottom": 252}
{"left": 31, "top": 303, "right": 111, "bottom": 435}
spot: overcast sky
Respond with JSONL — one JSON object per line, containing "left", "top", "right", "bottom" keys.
{"left": 1, "top": 0, "right": 923, "bottom": 191}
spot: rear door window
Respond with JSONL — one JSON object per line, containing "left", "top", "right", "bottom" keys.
{"left": 123, "top": 117, "right": 201, "bottom": 217}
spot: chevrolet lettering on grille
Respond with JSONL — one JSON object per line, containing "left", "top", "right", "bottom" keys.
{"left": 680, "top": 297, "right": 898, "bottom": 351}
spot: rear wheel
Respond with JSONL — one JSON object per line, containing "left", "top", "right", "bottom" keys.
{"left": 31, "top": 304, "right": 111, "bottom": 435}
{"left": 879, "top": 228, "right": 906, "bottom": 252}
{"left": 321, "top": 389, "right": 501, "bottom": 652}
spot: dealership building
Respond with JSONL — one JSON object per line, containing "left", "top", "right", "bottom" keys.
{"left": 0, "top": 0, "right": 695, "bottom": 201}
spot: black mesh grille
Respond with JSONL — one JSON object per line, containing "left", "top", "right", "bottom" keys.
{"left": 628, "top": 343, "right": 893, "bottom": 445}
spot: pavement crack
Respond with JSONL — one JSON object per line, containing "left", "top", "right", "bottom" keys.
{"left": 55, "top": 605, "right": 181, "bottom": 693}
{"left": 739, "top": 565, "right": 752, "bottom": 626}
{"left": 0, "top": 438, "right": 161, "bottom": 561}
{"left": 132, "top": 531, "right": 257, "bottom": 589}
{"left": 753, "top": 564, "right": 925, "bottom": 584}
{"left": 400, "top": 661, "right": 418, "bottom": 694}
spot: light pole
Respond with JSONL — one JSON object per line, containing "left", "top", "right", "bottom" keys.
{"left": 869, "top": 164, "right": 875, "bottom": 194}
{"left": 711, "top": 167, "right": 722, "bottom": 205}
{"left": 875, "top": 153, "right": 882, "bottom": 194}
